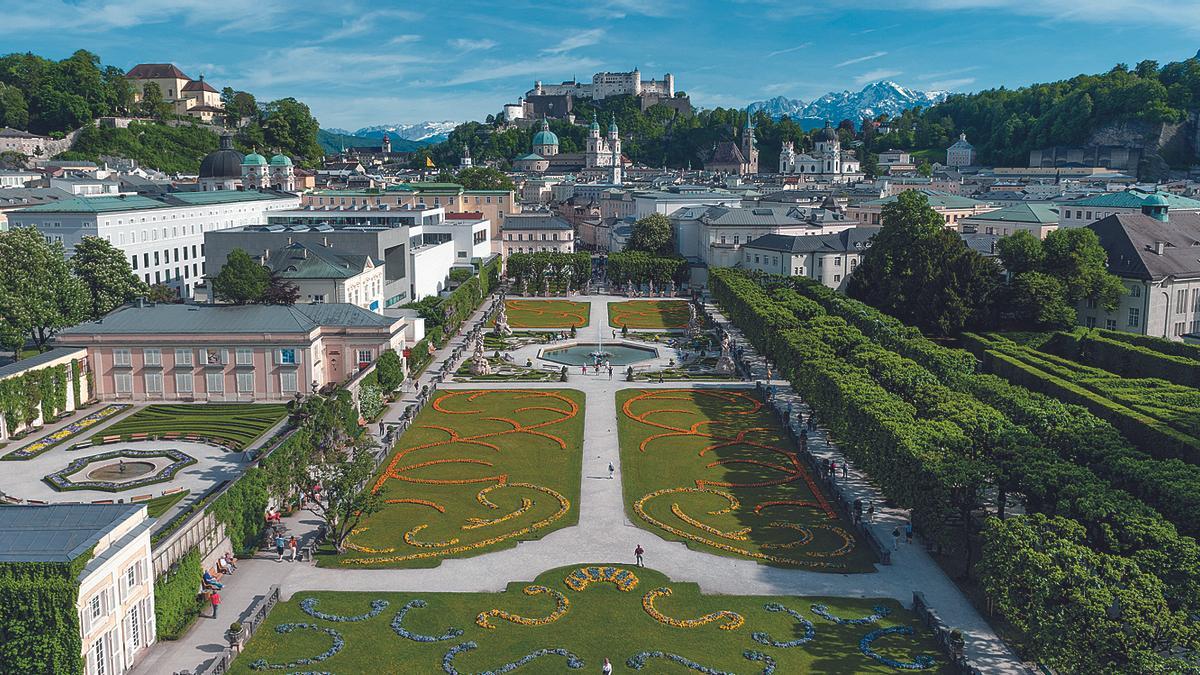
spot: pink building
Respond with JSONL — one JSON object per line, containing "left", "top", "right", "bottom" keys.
{"left": 54, "top": 303, "right": 408, "bottom": 402}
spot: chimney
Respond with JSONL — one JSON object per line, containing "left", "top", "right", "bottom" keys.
{"left": 1154, "top": 240, "right": 1165, "bottom": 256}
{"left": 323, "top": 236, "right": 329, "bottom": 247}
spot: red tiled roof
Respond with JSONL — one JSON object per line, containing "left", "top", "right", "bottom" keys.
{"left": 182, "top": 78, "right": 218, "bottom": 93}
{"left": 125, "top": 63, "right": 190, "bottom": 80}
{"left": 446, "top": 211, "right": 484, "bottom": 219}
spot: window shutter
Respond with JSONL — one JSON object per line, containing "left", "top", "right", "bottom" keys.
{"left": 81, "top": 607, "right": 91, "bottom": 635}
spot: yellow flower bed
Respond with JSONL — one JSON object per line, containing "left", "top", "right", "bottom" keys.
{"left": 563, "top": 566, "right": 640, "bottom": 592}
{"left": 476, "top": 585, "right": 569, "bottom": 629}
{"left": 641, "top": 586, "right": 744, "bottom": 630}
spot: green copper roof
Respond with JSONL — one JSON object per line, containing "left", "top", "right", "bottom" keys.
{"left": 964, "top": 202, "right": 1059, "bottom": 224}
{"left": 242, "top": 152, "right": 267, "bottom": 166}
{"left": 14, "top": 195, "right": 169, "bottom": 213}
{"left": 862, "top": 189, "right": 988, "bottom": 209}
{"left": 1066, "top": 190, "right": 1200, "bottom": 210}
{"left": 269, "top": 154, "right": 293, "bottom": 167}
{"left": 516, "top": 153, "right": 545, "bottom": 161}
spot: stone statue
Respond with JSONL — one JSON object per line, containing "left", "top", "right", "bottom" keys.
{"left": 715, "top": 333, "right": 737, "bottom": 375}
{"left": 667, "top": 279, "right": 676, "bottom": 297}
{"left": 470, "top": 334, "right": 492, "bottom": 376}
{"left": 494, "top": 303, "right": 513, "bottom": 336}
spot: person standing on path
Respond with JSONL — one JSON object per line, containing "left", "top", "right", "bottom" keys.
{"left": 210, "top": 591, "right": 221, "bottom": 619}
{"left": 905, "top": 521, "right": 914, "bottom": 545}
{"left": 634, "top": 544, "right": 644, "bottom": 567}
{"left": 275, "top": 533, "right": 286, "bottom": 562}
{"left": 608, "top": 365, "right": 613, "bottom": 379}
{"left": 867, "top": 502, "right": 875, "bottom": 523}
{"left": 892, "top": 526, "right": 901, "bottom": 551}
{"left": 608, "top": 462, "right": 615, "bottom": 479}
{"left": 841, "top": 462, "right": 848, "bottom": 479}
{"left": 602, "top": 657, "right": 613, "bottom": 674}
{"left": 288, "top": 535, "right": 299, "bottom": 561}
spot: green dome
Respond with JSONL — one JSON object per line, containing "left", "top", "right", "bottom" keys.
{"left": 269, "top": 153, "right": 293, "bottom": 167}
{"left": 1143, "top": 193, "right": 1169, "bottom": 207}
{"left": 608, "top": 115, "right": 618, "bottom": 133}
{"left": 242, "top": 152, "right": 267, "bottom": 166}
{"left": 533, "top": 119, "right": 558, "bottom": 147}
{"left": 589, "top": 114, "right": 600, "bottom": 131}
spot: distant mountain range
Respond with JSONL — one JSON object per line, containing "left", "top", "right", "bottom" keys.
{"left": 325, "top": 121, "right": 459, "bottom": 144}
{"left": 747, "top": 81, "right": 950, "bottom": 128}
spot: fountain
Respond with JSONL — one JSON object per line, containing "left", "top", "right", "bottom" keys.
{"left": 715, "top": 333, "right": 737, "bottom": 375}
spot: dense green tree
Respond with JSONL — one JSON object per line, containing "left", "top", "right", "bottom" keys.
{"left": 626, "top": 213, "right": 675, "bottom": 256}
{"left": 146, "top": 283, "right": 177, "bottom": 304}
{"left": 375, "top": 349, "right": 404, "bottom": 392}
{"left": 846, "top": 191, "right": 1000, "bottom": 335}
{"left": 211, "top": 249, "right": 269, "bottom": 305}
{"left": 61, "top": 121, "right": 218, "bottom": 174}
{"left": 220, "top": 87, "right": 258, "bottom": 126}
{"left": 0, "top": 82, "right": 29, "bottom": 129}
{"left": 70, "top": 236, "right": 148, "bottom": 320}
{"left": 998, "top": 272, "right": 1076, "bottom": 330}
{"left": 260, "top": 97, "right": 323, "bottom": 162}
{"left": 137, "top": 82, "right": 171, "bottom": 120}
{"left": 993, "top": 228, "right": 1124, "bottom": 329}
{"left": 0, "top": 228, "right": 87, "bottom": 353}
{"left": 996, "top": 230, "right": 1045, "bottom": 276}
{"left": 262, "top": 272, "right": 299, "bottom": 305}
{"left": 436, "top": 166, "right": 514, "bottom": 191}
{"left": 1042, "top": 228, "right": 1125, "bottom": 309}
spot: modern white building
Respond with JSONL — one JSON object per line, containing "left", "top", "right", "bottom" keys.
{"left": 0, "top": 168, "right": 39, "bottom": 188}
{"left": 1058, "top": 188, "right": 1200, "bottom": 228}
{"left": 0, "top": 504, "right": 155, "bottom": 675}
{"left": 9, "top": 190, "right": 299, "bottom": 299}
{"left": 741, "top": 227, "right": 881, "bottom": 291}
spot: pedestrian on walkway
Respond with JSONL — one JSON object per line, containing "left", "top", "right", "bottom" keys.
{"left": 210, "top": 591, "right": 221, "bottom": 619}
{"left": 892, "top": 526, "right": 901, "bottom": 551}
{"left": 867, "top": 502, "right": 875, "bottom": 523}
{"left": 612, "top": 329, "right": 617, "bottom": 339}
{"left": 608, "top": 462, "right": 615, "bottom": 479}
{"left": 275, "top": 533, "right": 286, "bottom": 562}
{"left": 288, "top": 535, "right": 299, "bottom": 561}
{"left": 602, "top": 657, "right": 613, "bottom": 674}
{"left": 841, "top": 462, "right": 848, "bottom": 479}
{"left": 634, "top": 544, "right": 644, "bottom": 567}
{"left": 905, "top": 520, "right": 914, "bottom": 545}
{"left": 608, "top": 366, "right": 613, "bottom": 379}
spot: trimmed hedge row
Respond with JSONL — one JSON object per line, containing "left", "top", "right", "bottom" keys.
{"left": 1096, "top": 326, "right": 1200, "bottom": 360}
{"left": 1043, "top": 328, "right": 1200, "bottom": 389}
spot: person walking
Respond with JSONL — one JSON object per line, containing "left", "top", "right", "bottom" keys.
{"left": 905, "top": 520, "right": 914, "bottom": 545}
{"left": 288, "top": 535, "right": 299, "bottom": 561}
{"left": 210, "top": 590, "right": 221, "bottom": 619}
{"left": 602, "top": 657, "right": 613, "bottom": 674}
{"left": 275, "top": 532, "right": 286, "bottom": 562}
{"left": 634, "top": 544, "right": 644, "bottom": 567}
{"left": 841, "top": 462, "right": 848, "bottom": 479}
{"left": 867, "top": 502, "right": 875, "bottom": 523}
{"left": 608, "top": 462, "right": 615, "bottom": 479}
{"left": 608, "top": 365, "right": 613, "bottom": 380}
{"left": 892, "top": 526, "right": 901, "bottom": 551}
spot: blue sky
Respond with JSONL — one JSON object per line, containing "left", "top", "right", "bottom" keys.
{"left": 3, "top": 0, "right": 1199, "bottom": 129}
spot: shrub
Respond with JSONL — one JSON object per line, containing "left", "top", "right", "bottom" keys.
{"left": 375, "top": 349, "right": 404, "bottom": 393}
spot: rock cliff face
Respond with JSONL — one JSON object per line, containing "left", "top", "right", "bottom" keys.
{"left": 1075, "top": 117, "right": 1194, "bottom": 181}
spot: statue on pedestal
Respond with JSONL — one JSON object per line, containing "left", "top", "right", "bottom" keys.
{"left": 667, "top": 279, "right": 677, "bottom": 297}
{"left": 494, "top": 303, "right": 513, "bottom": 336}
{"left": 470, "top": 334, "right": 492, "bottom": 376}
{"left": 715, "top": 333, "right": 737, "bottom": 375}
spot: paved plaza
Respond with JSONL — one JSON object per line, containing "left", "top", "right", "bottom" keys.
{"left": 129, "top": 294, "right": 1030, "bottom": 675}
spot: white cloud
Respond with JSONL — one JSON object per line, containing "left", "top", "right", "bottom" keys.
{"left": 889, "top": 0, "right": 1200, "bottom": 24}
{"left": 767, "top": 43, "right": 811, "bottom": 58}
{"left": 584, "top": 0, "right": 676, "bottom": 19}
{"left": 926, "top": 77, "right": 976, "bottom": 90}
{"left": 448, "top": 38, "right": 498, "bottom": 52}
{"left": 836, "top": 51, "right": 888, "bottom": 68}
{"left": 0, "top": 0, "right": 295, "bottom": 34}
{"left": 854, "top": 69, "right": 903, "bottom": 85}
{"left": 235, "top": 47, "right": 431, "bottom": 89}
{"left": 318, "top": 10, "right": 420, "bottom": 42}
{"left": 541, "top": 28, "right": 606, "bottom": 54}
{"left": 444, "top": 55, "right": 601, "bottom": 86}
{"left": 762, "top": 83, "right": 794, "bottom": 94}
{"left": 387, "top": 34, "right": 422, "bottom": 46}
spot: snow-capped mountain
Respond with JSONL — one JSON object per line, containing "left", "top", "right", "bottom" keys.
{"left": 748, "top": 81, "right": 950, "bottom": 124}
{"left": 325, "top": 121, "right": 459, "bottom": 144}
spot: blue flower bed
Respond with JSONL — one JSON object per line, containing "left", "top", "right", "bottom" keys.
{"left": 249, "top": 623, "right": 344, "bottom": 670}
{"left": 810, "top": 603, "right": 891, "bottom": 625}
{"left": 751, "top": 602, "right": 816, "bottom": 648}
{"left": 626, "top": 651, "right": 733, "bottom": 674}
{"left": 299, "top": 598, "right": 388, "bottom": 623}
{"left": 743, "top": 650, "right": 777, "bottom": 675}
{"left": 42, "top": 447, "right": 195, "bottom": 492}
{"left": 441, "top": 641, "right": 583, "bottom": 674}
{"left": 859, "top": 626, "right": 938, "bottom": 670}
{"left": 391, "top": 599, "right": 463, "bottom": 643}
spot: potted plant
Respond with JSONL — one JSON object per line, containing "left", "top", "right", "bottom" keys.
{"left": 948, "top": 629, "right": 964, "bottom": 660}
{"left": 226, "top": 622, "right": 244, "bottom": 648}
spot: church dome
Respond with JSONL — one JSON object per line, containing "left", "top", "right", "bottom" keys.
{"left": 243, "top": 151, "right": 267, "bottom": 166}
{"left": 199, "top": 134, "right": 244, "bottom": 178}
{"left": 589, "top": 114, "right": 600, "bottom": 132}
{"left": 818, "top": 121, "right": 838, "bottom": 142}
{"left": 269, "top": 153, "right": 293, "bottom": 167}
{"left": 608, "top": 115, "right": 619, "bottom": 133}
{"left": 532, "top": 119, "right": 558, "bottom": 146}
{"left": 1143, "top": 193, "right": 1169, "bottom": 207}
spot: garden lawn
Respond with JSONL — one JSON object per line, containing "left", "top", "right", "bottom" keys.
{"left": 327, "top": 389, "right": 584, "bottom": 569}
{"left": 618, "top": 388, "right": 876, "bottom": 573}
{"left": 494, "top": 299, "right": 590, "bottom": 329}
{"left": 93, "top": 404, "right": 288, "bottom": 450}
{"left": 608, "top": 300, "right": 692, "bottom": 330}
{"left": 144, "top": 489, "right": 190, "bottom": 518}
{"left": 229, "top": 564, "right": 948, "bottom": 674}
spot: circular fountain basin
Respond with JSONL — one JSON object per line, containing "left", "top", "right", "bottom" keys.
{"left": 540, "top": 342, "right": 658, "bottom": 366}
{"left": 87, "top": 461, "right": 157, "bottom": 481}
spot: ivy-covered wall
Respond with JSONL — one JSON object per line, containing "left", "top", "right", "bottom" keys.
{"left": 209, "top": 466, "right": 270, "bottom": 555}
{"left": 0, "top": 554, "right": 90, "bottom": 674}
{"left": 0, "top": 360, "right": 83, "bottom": 437}
{"left": 153, "top": 548, "right": 203, "bottom": 640}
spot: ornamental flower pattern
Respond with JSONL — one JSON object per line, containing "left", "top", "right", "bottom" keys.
{"left": 625, "top": 651, "right": 733, "bottom": 674}
{"left": 641, "top": 586, "right": 744, "bottom": 630}
{"left": 563, "top": 566, "right": 639, "bottom": 592}
{"left": 249, "top": 623, "right": 344, "bottom": 670}
{"left": 859, "top": 626, "right": 938, "bottom": 670}
{"left": 4, "top": 404, "right": 130, "bottom": 460}
{"left": 441, "top": 641, "right": 584, "bottom": 674}
{"left": 43, "top": 448, "right": 195, "bottom": 492}
{"left": 751, "top": 602, "right": 816, "bottom": 648}
{"left": 390, "top": 599, "right": 464, "bottom": 643}
{"left": 299, "top": 598, "right": 389, "bottom": 623}
{"left": 811, "top": 603, "right": 892, "bottom": 625}
{"left": 476, "top": 585, "right": 569, "bottom": 629}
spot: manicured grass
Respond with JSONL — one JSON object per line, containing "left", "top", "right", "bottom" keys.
{"left": 608, "top": 300, "right": 692, "bottom": 330}
{"left": 494, "top": 299, "right": 590, "bottom": 329}
{"left": 326, "top": 389, "right": 585, "bottom": 569}
{"left": 618, "top": 388, "right": 876, "bottom": 573}
{"left": 145, "top": 489, "right": 190, "bottom": 518}
{"left": 229, "top": 564, "right": 948, "bottom": 674}
{"left": 93, "top": 404, "right": 288, "bottom": 450}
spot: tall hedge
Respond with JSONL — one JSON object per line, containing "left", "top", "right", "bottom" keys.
{"left": 1043, "top": 328, "right": 1200, "bottom": 389}
{"left": 209, "top": 466, "right": 269, "bottom": 555}
{"left": 0, "top": 557, "right": 88, "bottom": 674}
{"left": 154, "top": 548, "right": 203, "bottom": 640}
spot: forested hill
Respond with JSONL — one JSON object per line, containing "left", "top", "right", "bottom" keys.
{"left": 867, "top": 56, "right": 1200, "bottom": 168}
{"left": 0, "top": 50, "right": 324, "bottom": 172}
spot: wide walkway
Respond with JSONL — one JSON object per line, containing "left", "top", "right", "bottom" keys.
{"left": 136, "top": 293, "right": 1030, "bottom": 675}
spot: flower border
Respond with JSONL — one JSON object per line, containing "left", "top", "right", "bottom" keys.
{"left": 42, "top": 447, "right": 196, "bottom": 493}
{"left": 563, "top": 566, "right": 639, "bottom": 592}
{"left": 2, "top": 404, "right": 131, "bottom": 461}
{"left": 751, "top": 602, "right": 815, "bottom": 648}
{"left": 299, "top": 598, "right": 389, "bottom": 623}
{"left": 391, "top": 599, "right": 464, "bottom": 643}
{"left": 476, "top": 585, "right": 569, "bottom": 629}
{"left": 811, "top": 603, "right": 892, "bottom": 625}
{"left": 859, "top": 626, "right": 938, "bottom": 670}
{"left": 249, "top": 623, "right": 344, "bottom": 670}
{"left": 441, "top": 641, "right": 584, "bottom": 674}
{"left": 641, "top": 586, "right": 744, "bottom": 630}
